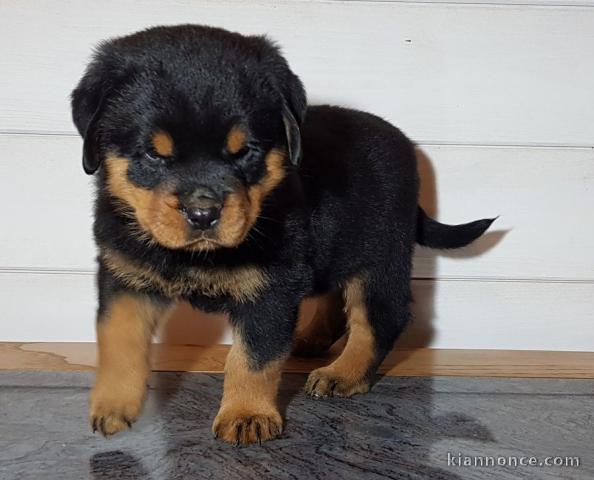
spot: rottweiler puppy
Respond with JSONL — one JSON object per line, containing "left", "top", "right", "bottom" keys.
{"left": 71, "top": 24, "right": 494, "bottom": 445}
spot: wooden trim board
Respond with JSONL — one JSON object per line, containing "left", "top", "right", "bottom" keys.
{"left": 1, "top": 343, "right": 593, "bottom": 378}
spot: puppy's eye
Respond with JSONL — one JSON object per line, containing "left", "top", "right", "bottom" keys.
{"left": 232, "top": 146, "right": 251, "bottom": 158}
{"left": 145, "top": 152, "right": 167, "bottom": 163}
{"left": 229, "top": 143, "right": 261, "bottom": 160}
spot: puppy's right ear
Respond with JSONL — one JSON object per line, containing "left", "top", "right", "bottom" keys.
{"left": 79, "top": 96, "right": 107, "bottom": 175}
{"left": 71, "top": 55, "right": 117, "bottom": 175}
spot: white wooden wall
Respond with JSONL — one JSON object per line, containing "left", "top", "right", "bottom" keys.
{"left": 1, "top": 0, "right": 593, "bottom": 350}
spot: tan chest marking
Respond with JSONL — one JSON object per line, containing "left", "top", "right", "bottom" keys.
{"left": 101, "top": 248, "right": 268, "bottom": 303}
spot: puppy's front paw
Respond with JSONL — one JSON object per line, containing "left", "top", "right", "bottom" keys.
{"left": 89, "top": 384, "right": 145, "bottom": 437}
{"left": 212, "top": 406, "right": 283, "bottom": 445}
{"left": 305, "top": 367, "right": 370, "bottom": 398}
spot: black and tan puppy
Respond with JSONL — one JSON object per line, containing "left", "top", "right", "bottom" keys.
{"left": 71, "top": 24, "right": 494, "bottom": 445}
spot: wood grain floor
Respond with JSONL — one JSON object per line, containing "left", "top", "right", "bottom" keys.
{"left": 1, "top": 371, "right": 592, "bottom": 479}
{"left": 2, "top": 342, "right": 594, "bottom": 378}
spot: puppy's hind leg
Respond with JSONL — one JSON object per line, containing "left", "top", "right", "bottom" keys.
{"left": 305, "top": 267, "right": 412, "bottom": 398}
{"left": 292, "top": 291, "right": 346, "bottom": 358}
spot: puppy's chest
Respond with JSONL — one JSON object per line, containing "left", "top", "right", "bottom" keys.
{"left": 100, "top": 248, "right": 267, "bottom": 303}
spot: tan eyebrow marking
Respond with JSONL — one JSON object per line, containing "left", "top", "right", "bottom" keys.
{"left": 151, "top": 130, "right": 174, "bottom": 157}
{"left": 226, "top": 125, "right": 247, "bottom": 154}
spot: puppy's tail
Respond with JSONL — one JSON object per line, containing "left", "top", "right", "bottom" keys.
{"left": 416, "top": 207, "right": 496, "bottom": 249}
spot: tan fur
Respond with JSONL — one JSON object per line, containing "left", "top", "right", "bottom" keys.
{"left": 105, "top": 151, "right": 286, "bottom": 251}
{"left": 101, "top": 247, "right": 268, "bottom": 303}
{"left": 105, "top": 156, "right": 189, "bottom": 248}
{"left": 152, "top": 130, "right": 174, "bottom": 157}
{"left": 213, "top": 335, "right": 285, "bottom": 445}
{"left": 305, "top": 276, "right": 374, "bottom": 397}
{"left": 90, "top": 294, "right": 173, "bottom": 436}
{"left": 225, "top": 125, "right": 247, "bottom": 154}
{"left": 293, "top": 292, "right": 346, "bottom": 357}
{"left": 217, "top": 149, "right": 287, "bottom": 246}
{"left": 216, "top": 190, "right": 250, "bottom": 246}
{"left": 245, "top": 149, "right": 286, "bottom": 227}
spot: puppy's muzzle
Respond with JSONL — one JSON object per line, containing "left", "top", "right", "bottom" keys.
{"left": 180, "top": 187, "right": 222, "bottom": 230}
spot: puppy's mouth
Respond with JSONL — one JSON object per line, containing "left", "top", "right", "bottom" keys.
{"left": 182, "top": 232, "right": 222, "bottom": 251}
{"left": 152, "top": 190, "right": 253, "bottom": 252}
{"left": 104, "top": 155, "right": 257, "bottom": 252}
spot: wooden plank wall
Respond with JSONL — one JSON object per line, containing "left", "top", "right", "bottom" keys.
{"left": 1, "top": 0, "right": 592, "bottom": 350}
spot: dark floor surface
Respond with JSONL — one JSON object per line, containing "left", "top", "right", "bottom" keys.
{"left": 0, "top": 372, "right": 592, "bottom": 479}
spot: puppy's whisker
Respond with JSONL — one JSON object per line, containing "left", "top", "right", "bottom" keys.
{"left": 251, "top": 226, "right": 268, "bottom": 240}
{"left": 255, "top": 215, "right": 281, "bottom": 224}
{"left": 246, "top": 232, "right": 265, "bottom": 252}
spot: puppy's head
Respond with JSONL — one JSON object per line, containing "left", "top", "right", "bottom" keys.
{"left": 71, "top": 25, "right": 306, "bottom": 251}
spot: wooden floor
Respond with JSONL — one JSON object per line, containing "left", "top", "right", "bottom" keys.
{"left": 3, "top": 342, "right": 594, "bottom": 378}
{"left": 1, "top": 371, "right": 593, "bottom": 479}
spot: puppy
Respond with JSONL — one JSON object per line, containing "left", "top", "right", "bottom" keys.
{"left": 71, "top": 24, "right": 494, "bottom": 445}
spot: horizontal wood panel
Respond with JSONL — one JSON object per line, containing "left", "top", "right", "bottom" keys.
{"left": 0, "top": 135, "right": 95, "bottom": 270}
{"left": 373, "top": 0, "right": 594, "bottom": 4}
{"left": 414, "top": 144, "right": 594, "bottom": 281}
{"left": 376, "top": 1, "right": 594, "bottom": 4}
{"left": 1, "top": 271, "right": 593, "bottom": 350}
{"left": 3, "top": 342, "right": 594, "bottom": 378}
{"left": 1, "top": 1, "right": 593, "bottom": 146}
{"left": 2, "top": 134, "right": 593, "bottom": 281}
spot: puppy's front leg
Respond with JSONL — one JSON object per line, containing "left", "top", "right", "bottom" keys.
{"left": 213, "top": 296, "right": 298, "bottom": 445}
{"left": 90, "top": 286, "right": 172, "bottom": 436}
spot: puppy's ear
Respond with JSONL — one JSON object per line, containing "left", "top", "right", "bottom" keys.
{"left": 71, "top": 62, "right": 105, "bottom": 174}
{"left": 252, "top": 37, "right": 307, "bottom": 166}
{"left": 280, "top": 71, "right": 306, "bottom": 166}
{"left": 78, "top": 94, "right": 108, "bottom": 175}
{"left": 282, "top": 103, "right": 301, "bottom": 167}
{"left": 71, "top": 49, "right": 126, "bottom": 175}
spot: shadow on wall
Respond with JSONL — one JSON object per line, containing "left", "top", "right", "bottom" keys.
{"left": 396, "top": 147, "right": 507, "bottom": 349}
{"left": 158, "top": 147, "right": 507, "bottom": 351}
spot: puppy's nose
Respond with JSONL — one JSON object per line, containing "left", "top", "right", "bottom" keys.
{"left": 185, "top": 206, "right": 220, "bottom": 230}
{"left": 180, "top": 187, "right": 222, "bottom": 230}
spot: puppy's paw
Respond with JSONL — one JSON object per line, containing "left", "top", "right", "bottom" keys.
{"left": 305, "top": 367, "right": 370, "bottom": 398}
{"left": 89, "top": 384, "right": 145, "bottom": 437}
{"left": 212, "top": 406, "right": 283, "bottom": 446}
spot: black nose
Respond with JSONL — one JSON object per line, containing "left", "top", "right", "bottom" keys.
{"left": 184, "top": 206, "right": 221, "bottom": 230}
{"left": 180, "top": 187, "right": 222, "bottom": 230}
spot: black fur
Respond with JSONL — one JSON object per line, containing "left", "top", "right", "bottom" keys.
{"left": 417, "top": 207, "right": 496, "bottom": 249}
{"left": 72, "top": 24, "right": 493, "bottom": 435}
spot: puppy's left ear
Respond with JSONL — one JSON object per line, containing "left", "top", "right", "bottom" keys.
{"left": 249, "top": 37, "right": 308, "bottom": 165}
{"left": 282, "top": 103, "right": 302, "bottom": 167}
{"left": 279, "top": 71, "right": 306, "bottom": 166}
